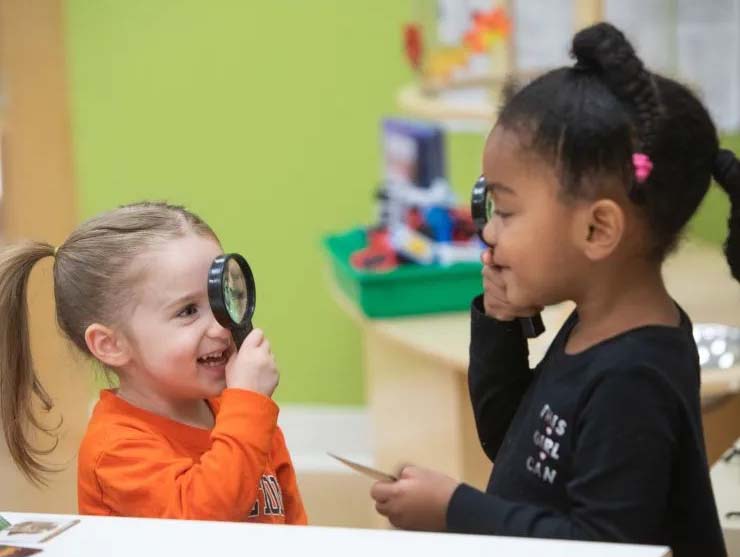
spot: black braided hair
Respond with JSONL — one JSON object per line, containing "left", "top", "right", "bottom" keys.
{"left": 571, "top": 23, "right": 662, "bottom": 168}
{"left": 496, "top": 22, "right": 719, "bottom": 261}
{"left": 714, "top": 150, "right": 740, "bottom": 280}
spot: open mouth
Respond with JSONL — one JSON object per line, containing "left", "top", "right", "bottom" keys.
{"left": 197, "top": 347, "right": 232, "bottom": 367}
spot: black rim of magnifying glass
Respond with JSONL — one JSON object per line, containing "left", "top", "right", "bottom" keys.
{"left": 471, "top": 176, "right": 489, "bottom": 241}
{"left": 207, "top": 253, "right": 256, "bottom": 329}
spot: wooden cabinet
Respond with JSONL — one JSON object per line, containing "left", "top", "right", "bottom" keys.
{"left": 0, "top": 0, "right": 91, "bottom": 513}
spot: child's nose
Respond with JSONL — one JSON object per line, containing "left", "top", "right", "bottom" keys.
{"left": 207, "top": 314, "right": 231, "bottom": 340}
{"left": 482, "top": 220, "right": 497, "bottom": 247}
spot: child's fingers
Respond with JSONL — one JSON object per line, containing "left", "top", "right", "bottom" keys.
{"left": 226, "top": 344, "right": 238, "bottom": 363}
{"left": 398, "top": 464, "right": 419, "bottom": 479}
{"left": 482, "top": 283, "right": 511, "bottom": 314}
{"left": 482, "top": 270, "right": 508, "bottom": 300}
{"left": 482, "top": 266, "right": 507, "bottom": 291}
{"left": 483, "top": 288, "right": 510, "bottom": 310}
{"left": 486, "top": 301, "right": 542, "bottom": 321}
{"left": 394, "top": 463, "right": 413, "bottom": 479}
{"left": 483, "top": 280, "right": 505, "bottom": 298}
{"left": 483, "top": 296, "right": 519, "bottom": 321}
{"left": 480, "top": 248, "right": 494, "bottom": 267}
{"left": 374, "top": 499, "right": 392, "bottom": 518}
{"left": 482, "top": 272, "right": 506, "bottom": 296}
{"left": 370, "top": 480, "right": 397, "bottom": 502}
{"left": 243, "top": 328, "right": 264, "bottom": 348}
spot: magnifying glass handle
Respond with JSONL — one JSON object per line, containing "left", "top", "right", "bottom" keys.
{"left": 520, "top": 314, "right": 545, "bottom": 338}
{"left": 231, "top": 322, "right": 254, "bottom": 350}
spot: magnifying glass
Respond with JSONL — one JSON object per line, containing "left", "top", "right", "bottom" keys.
{"left": 208, "top": 253, "right": 256, "bottom": 349}
{"left": 471, "top": 176, "right": 545, "bottom": 338}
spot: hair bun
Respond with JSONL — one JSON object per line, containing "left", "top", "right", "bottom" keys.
{"left": 571, "top": 23, "right": 659, "bottom": 154}
{"left": 571, "top": 23, "right": 643, "bottom": 82}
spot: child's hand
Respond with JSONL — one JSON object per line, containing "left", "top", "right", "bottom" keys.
{"left": 370, "top": 465, "right": 459, "bottom": 531}
{"left": 481, "top": 248, "right": 543, "bottom": 321}
{"left": 225, "top": 329, "right": 279, "bottom": 397}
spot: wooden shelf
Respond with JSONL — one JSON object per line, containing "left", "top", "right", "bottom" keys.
{"left": 396, "top": 83, "right": 496, "bottom": 132}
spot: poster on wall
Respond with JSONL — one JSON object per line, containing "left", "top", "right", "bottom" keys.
{"left": 605, "top": 0, "right": 677, "bottom": 76}
{"left": 607, "top": 0, "right": 740, "bottom": 132}
{"left": 513, "top": 0, "right": 572, "bottom": 73}
{"left": 676, "top": 0, "right": 740, "bottom": 132}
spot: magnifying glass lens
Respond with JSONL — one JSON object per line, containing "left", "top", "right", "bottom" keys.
{"left": 224, "top": 258, "right": 248, "bottom": 323}
{"left": 485, "top": 191, "right": 494, "bottom": 221}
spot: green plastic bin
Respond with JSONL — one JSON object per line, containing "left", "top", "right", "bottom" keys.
{"left": 322, "top": 228, "right": 482, "bottom": 318}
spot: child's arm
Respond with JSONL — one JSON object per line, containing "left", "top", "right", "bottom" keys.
{"left": 272, "top": 427, "right": 308, "bottom": 525}
{"left": 448, "top": 367, "right": 685, "bottom": 542}
{"left": 88, "top": 389, "right": 278, "bottom": 521}
{"left": 468, "top": 294, "right": 532, "bottom": 462}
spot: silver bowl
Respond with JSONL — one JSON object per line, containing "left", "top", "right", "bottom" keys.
{"left": 693, "top": 323, "right": 740, "bottom": 370}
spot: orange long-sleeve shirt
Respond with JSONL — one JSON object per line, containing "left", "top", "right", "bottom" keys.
{"left": 78, "top": 388, "right": 307, "bottom": 524}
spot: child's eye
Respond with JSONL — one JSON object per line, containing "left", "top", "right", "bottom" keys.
{"left": 176, "top": 304, "right": 198, "bottom": 318}
{"left": 486, "top": 192, "right": 513, "bottom": 220}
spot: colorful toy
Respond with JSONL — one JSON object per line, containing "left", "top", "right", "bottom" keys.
{"left": 349, "top": 228, "right": 398, "bottom": 272}
{"left": 350, "top": 118, "right": 483, "bottom": 272}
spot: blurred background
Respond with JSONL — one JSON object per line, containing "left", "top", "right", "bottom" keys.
{"left": 0, "top": 0, "right": 739, "bottom": 534}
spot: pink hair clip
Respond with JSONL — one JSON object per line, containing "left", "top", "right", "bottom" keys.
{"left": 632, "top": 153, "right": 653, "bottom": 184}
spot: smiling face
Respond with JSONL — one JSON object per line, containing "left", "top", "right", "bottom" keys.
{"left": 481, "top": 126, "right": 592, "bottom": 308}
{"left": 117, "top": 233, "right": 234, "bottom": 403}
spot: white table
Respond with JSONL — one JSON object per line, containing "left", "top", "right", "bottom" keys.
{"left": 0, "top": 512, "right": 670, "bottom": 557}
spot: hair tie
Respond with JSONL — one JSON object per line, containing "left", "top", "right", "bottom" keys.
{"left": 632, "top": 153, "right": 653, "bottom": 183}
{"left": 53, "top": 246, "right": 59, "bottom": 257}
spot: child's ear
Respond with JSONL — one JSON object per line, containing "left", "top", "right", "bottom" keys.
{"left": 84, "top": 323, "right": 131, "bottom": 368}
{"left": 576, "top": 199, "right": 625, "bottom": 261}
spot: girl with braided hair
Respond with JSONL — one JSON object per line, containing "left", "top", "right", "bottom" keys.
{"left": 371, "top": 22, "right": 731, "bottom": 556}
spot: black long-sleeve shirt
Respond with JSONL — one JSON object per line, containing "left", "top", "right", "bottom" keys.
{"left": 447, "top": 295, "right": 726, "bottom": 557}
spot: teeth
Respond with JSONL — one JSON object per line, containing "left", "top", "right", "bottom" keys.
{"left": 198, "top": 350, "right": 226, "bottom": 363}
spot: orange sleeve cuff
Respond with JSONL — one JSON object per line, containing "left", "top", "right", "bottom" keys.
{"left": 214, "top": 388, "right": 279, "bottom": 451}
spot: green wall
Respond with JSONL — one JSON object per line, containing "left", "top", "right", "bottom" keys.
{"left": 65, "top": 2, "right": 736, "bottom": 404}
{"left": 65, "top": 1, "right": 485, "bottom": 405}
